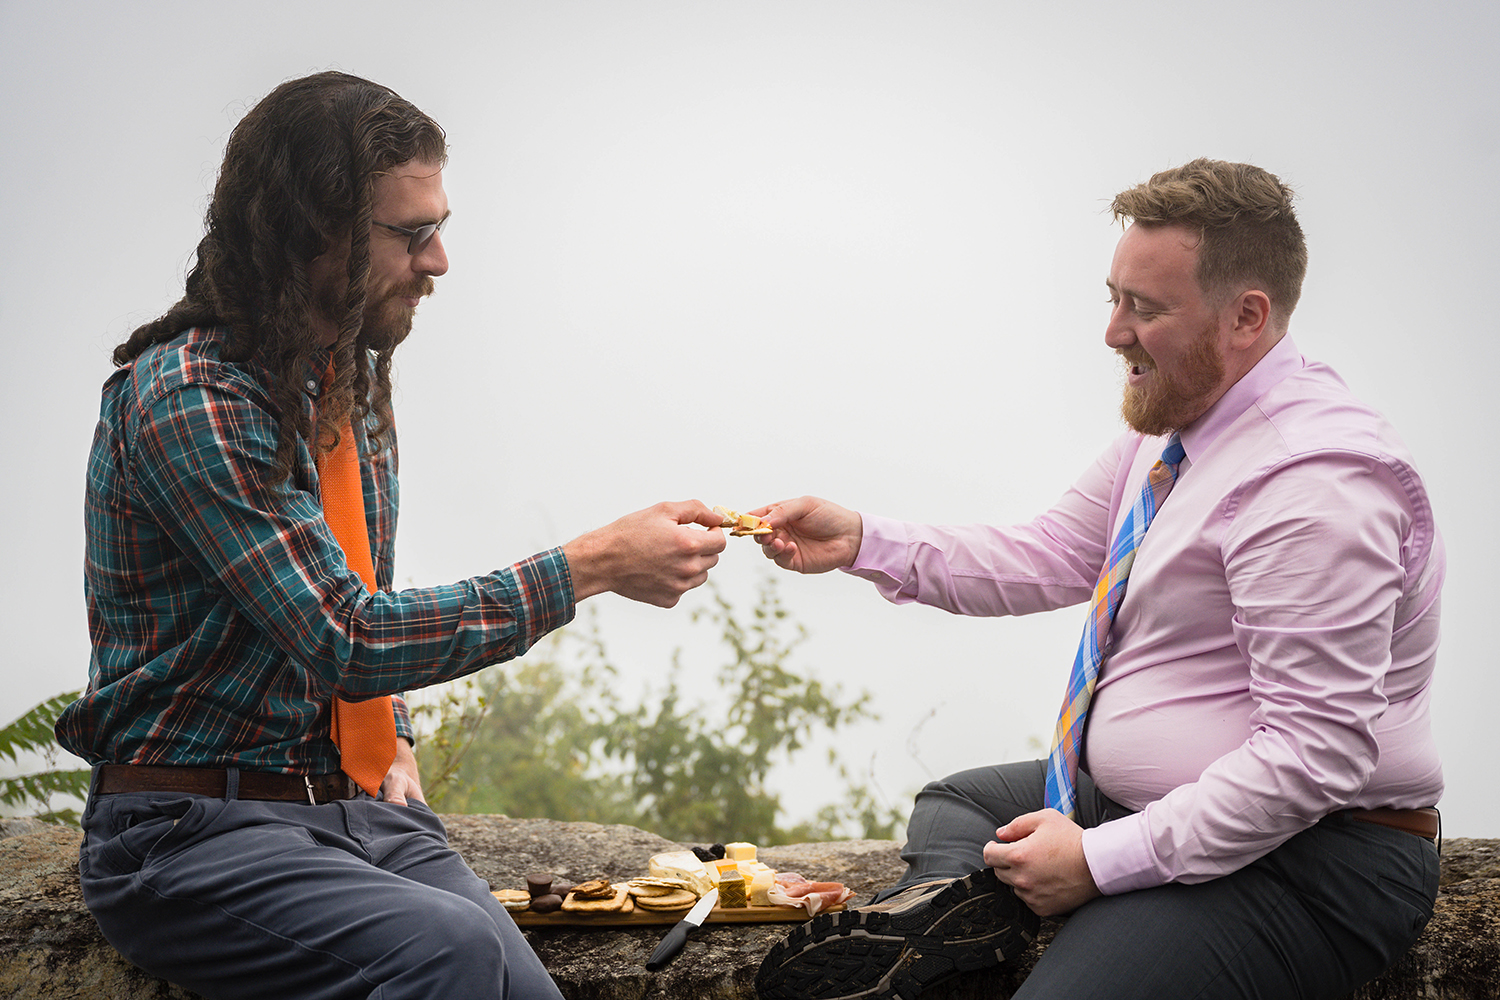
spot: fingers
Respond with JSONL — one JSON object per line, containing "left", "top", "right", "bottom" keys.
{"left": 744, "top": 496, "right": 862, "bottom": 574}
{"left": 567, "top": 496, "right": 844, "bottom": 606}
{"left": 982, "top": 809, "right": 1099, "bottom": 917}
{"left": 567, "top": 500, "right": 727, "bottom": 608}
{"left": 749, "top": 497, "right": 814, "bottom": 525}
{"left": 666, "top": 499, "right": 734, "bottom": 532}
{"left": 759, "top": 534, "right": 802, "bottom": 571}
{"left": 995, "top": 809, "right": 1046, "bottom": 843}
{"left": 381, "top": 745, "right": 426, "bottom": 807}
{"left": 984, "top": 809, "right": 1047, "bottom": 871}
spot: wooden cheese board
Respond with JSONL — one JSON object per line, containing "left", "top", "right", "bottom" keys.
{"left": 505, "top": 902, "right": 843, "bottom": 928}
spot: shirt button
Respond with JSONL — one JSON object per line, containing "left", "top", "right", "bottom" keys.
{"left": 305, "top": 379, "right": 319, "bottom": 392}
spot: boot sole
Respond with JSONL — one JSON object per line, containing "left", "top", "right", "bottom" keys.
{"left": 754, "top": 869, "right": 1039, "bottom": 1000}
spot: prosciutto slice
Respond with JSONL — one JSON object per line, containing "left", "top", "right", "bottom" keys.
{"left": 767, "top": 872, "right": 855, "bottom": 915}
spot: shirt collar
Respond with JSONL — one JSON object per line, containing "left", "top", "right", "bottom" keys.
{"left": 1178, "top": 334, "right": 1304, "bottom": 461}
{"left": 303, "top": 349, "right": 338, "bottom": 399}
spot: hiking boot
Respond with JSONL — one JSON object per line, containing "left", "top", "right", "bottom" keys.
{"left": 754, "top": 868, "right": 1038, "bottom": 1000}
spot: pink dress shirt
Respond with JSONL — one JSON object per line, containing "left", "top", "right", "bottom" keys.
{"left": 846, "top": 336, "right": 1444, "bottom": 893}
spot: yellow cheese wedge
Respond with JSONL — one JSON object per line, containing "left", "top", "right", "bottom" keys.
{"left": 749, "top": 867, "right": 776, "bottom": 906}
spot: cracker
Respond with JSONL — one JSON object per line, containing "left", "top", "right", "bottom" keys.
{"left": 561, "top": 883, "right": 632, "bottom": 912}
{"left": 632, "top": 887, "right": 698, "bottom": 910}
{"left": 626, "top": 877, "right": 696, "bottom": 897}
{"left": 569, "top": 878, "right": 616, "bottom": 900}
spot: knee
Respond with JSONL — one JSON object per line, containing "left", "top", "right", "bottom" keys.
{"left": 389, "top": 894, "right": 510, "bottom": 987}
{"left": 409, "top": 892, "right": 506, "bottom": 956}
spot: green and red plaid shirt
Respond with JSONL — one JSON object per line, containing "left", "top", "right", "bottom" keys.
{"left": 57, "top": 327, "right": 575, "bottom": 774}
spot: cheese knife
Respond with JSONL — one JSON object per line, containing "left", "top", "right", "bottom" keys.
{"left": 645, "top": 887, "right": 719, "bottom": 971}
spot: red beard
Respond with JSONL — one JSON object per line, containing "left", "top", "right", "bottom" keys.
{"left": 1118, "top": 322, "right": 1224, "bottom": 436}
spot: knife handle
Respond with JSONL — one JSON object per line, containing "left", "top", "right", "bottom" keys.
{"left": 646, "top": 921, "right": 691, "bottom": 971}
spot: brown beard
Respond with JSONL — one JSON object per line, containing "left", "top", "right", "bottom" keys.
{"left": 1119, "top": 322, "right": 1225, "bottom": 436}
{"left": 317, "top": 276, "right": 436, "bottom": 351}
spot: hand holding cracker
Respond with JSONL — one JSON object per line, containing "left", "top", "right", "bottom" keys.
{"left": 746, "top": 497, "right": 864, "bottom": 574}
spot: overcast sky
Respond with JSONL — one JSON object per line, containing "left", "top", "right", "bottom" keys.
{"left": 3, "top": 1, "right": 1496, "bottom": 836}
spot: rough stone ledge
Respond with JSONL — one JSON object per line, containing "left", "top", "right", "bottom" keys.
{"left": 3, "top": 816, "right": 1495, "bottom": 999}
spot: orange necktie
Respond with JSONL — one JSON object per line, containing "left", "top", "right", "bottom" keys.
{"left": 316, "top": 419, "right": 397, "bottom": 797}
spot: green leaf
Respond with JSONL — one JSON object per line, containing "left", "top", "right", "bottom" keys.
{"left": 0, "top": 689, "right": 87, "bottom": 824}
{"left": 0, "top": 690, "right": 81, "bottom": 766}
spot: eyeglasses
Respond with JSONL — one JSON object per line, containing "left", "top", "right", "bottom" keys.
{"left": 372, "top": 216, "right": 448, "bottom": 255}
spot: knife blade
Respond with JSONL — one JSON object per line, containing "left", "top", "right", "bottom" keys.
{"left": 645, "top": 887, "right": 719, "bottom": 971}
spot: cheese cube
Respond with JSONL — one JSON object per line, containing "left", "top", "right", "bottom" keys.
{"left": 723, "top": 842, "right": 757, "bottom": 862}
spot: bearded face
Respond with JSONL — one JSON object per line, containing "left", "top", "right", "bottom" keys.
{"left": 1106, "top": 224, "right": 1237, "bottom": 438}
{"left": 311, "top": 265, "right": 435, "bottom": 352}
{"left": 308, "top": 159, "right": 448, "bottom": 351}
{"left": 359, "top": 274, "right": 435, "bottom": 351}
{"left": 1118, "top": 318, "right": 1226, "bottom": 437}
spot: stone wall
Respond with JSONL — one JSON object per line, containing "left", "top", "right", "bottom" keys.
{"left": 3, "top": 816, "right": 1496, "bottom": 999}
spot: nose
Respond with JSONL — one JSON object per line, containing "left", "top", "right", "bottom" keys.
{"left": 1104, "top": 301, "right": 1134, "bottom": 350}
{"left": 413, "top": 231, "right": 448, "bottom": 278}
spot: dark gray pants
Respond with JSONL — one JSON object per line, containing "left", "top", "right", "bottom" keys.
{"left": 884, "top": 760, "right": 1438, "bottom": 1000}
{"left": 77, "top": 768, "right": 563, "bottom": 1000}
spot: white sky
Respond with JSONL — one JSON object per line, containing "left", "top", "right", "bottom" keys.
{"left": 2, "top": 1, "right": 1496, "bottom": 836}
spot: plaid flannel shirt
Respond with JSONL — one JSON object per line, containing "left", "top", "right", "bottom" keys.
{"left": 57, "top": 327, "right": 575, "bottom": 774}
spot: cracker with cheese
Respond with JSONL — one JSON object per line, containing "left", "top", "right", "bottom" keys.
{"left": 712, "top": 506, "right": 773, "bottom": 537}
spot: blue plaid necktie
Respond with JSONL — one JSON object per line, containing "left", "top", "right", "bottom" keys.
{"left": 1044, "top": 434, "right": 1186, "bottom": 819}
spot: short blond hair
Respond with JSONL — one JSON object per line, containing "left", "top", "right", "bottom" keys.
{"left": 1112, "top": 159, "right": 1307, "bottom": 321}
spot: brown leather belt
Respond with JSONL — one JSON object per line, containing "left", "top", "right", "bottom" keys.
{"left": 1346, "top": 807, "right": 1439, "bottom": 841}
{"left": 95, "top": 764, "right": 360, "bottom": 805}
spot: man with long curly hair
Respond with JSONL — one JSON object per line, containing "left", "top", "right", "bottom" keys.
{"left": 56, "top": 71, "right": 727, "bottom": 999}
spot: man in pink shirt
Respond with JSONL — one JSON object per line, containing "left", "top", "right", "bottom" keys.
{"left": 753, "top": 159, "right": 1442, "bottom": 1000}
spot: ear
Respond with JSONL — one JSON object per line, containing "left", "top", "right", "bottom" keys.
{"left": 1225, "top": 289, "right": 1272, "bottom": 350}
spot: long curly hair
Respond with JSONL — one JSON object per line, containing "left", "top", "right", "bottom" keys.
{"left": 114, "top": 71, "right": 447, "bottom": 478}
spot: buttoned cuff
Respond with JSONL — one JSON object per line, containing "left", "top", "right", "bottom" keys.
{"left": 1081, "top": 813, "right": 1168, "bottom": 895}
{"left": 514, "top": 546, "right": 577, "bottom": 653}
{"left": 841, "top": 512, "right": 909, "bottom": 586}
{"left": 392, "top": 694, "right": 414, "bottom": 744}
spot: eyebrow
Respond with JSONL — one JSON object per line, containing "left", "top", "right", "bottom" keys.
{"left": 1104, "top": 278, "right": 1168, "bottom": 311}
{"left": 386, "top": 209, "right": 452, "bottom": 229}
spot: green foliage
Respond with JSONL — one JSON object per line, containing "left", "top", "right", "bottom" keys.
{"left": 412, "top": 635, "right": 636, "bottom": 822}
{"left": 414, "top": 578, "right": 905, "bottom": 844}
{"left": 1, "top": 690, "right": 90, "bottom": 825}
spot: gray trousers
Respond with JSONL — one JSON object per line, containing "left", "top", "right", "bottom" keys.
{"left": 884, "top": 760, "right": 1438, "bottom": 1000}
{"left": 77, "top": 768, "right": 563, "bottom": 1000}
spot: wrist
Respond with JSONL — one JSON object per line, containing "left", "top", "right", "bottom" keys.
{"left": 562, "top": 531, "right": 609, "bottom": 601}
